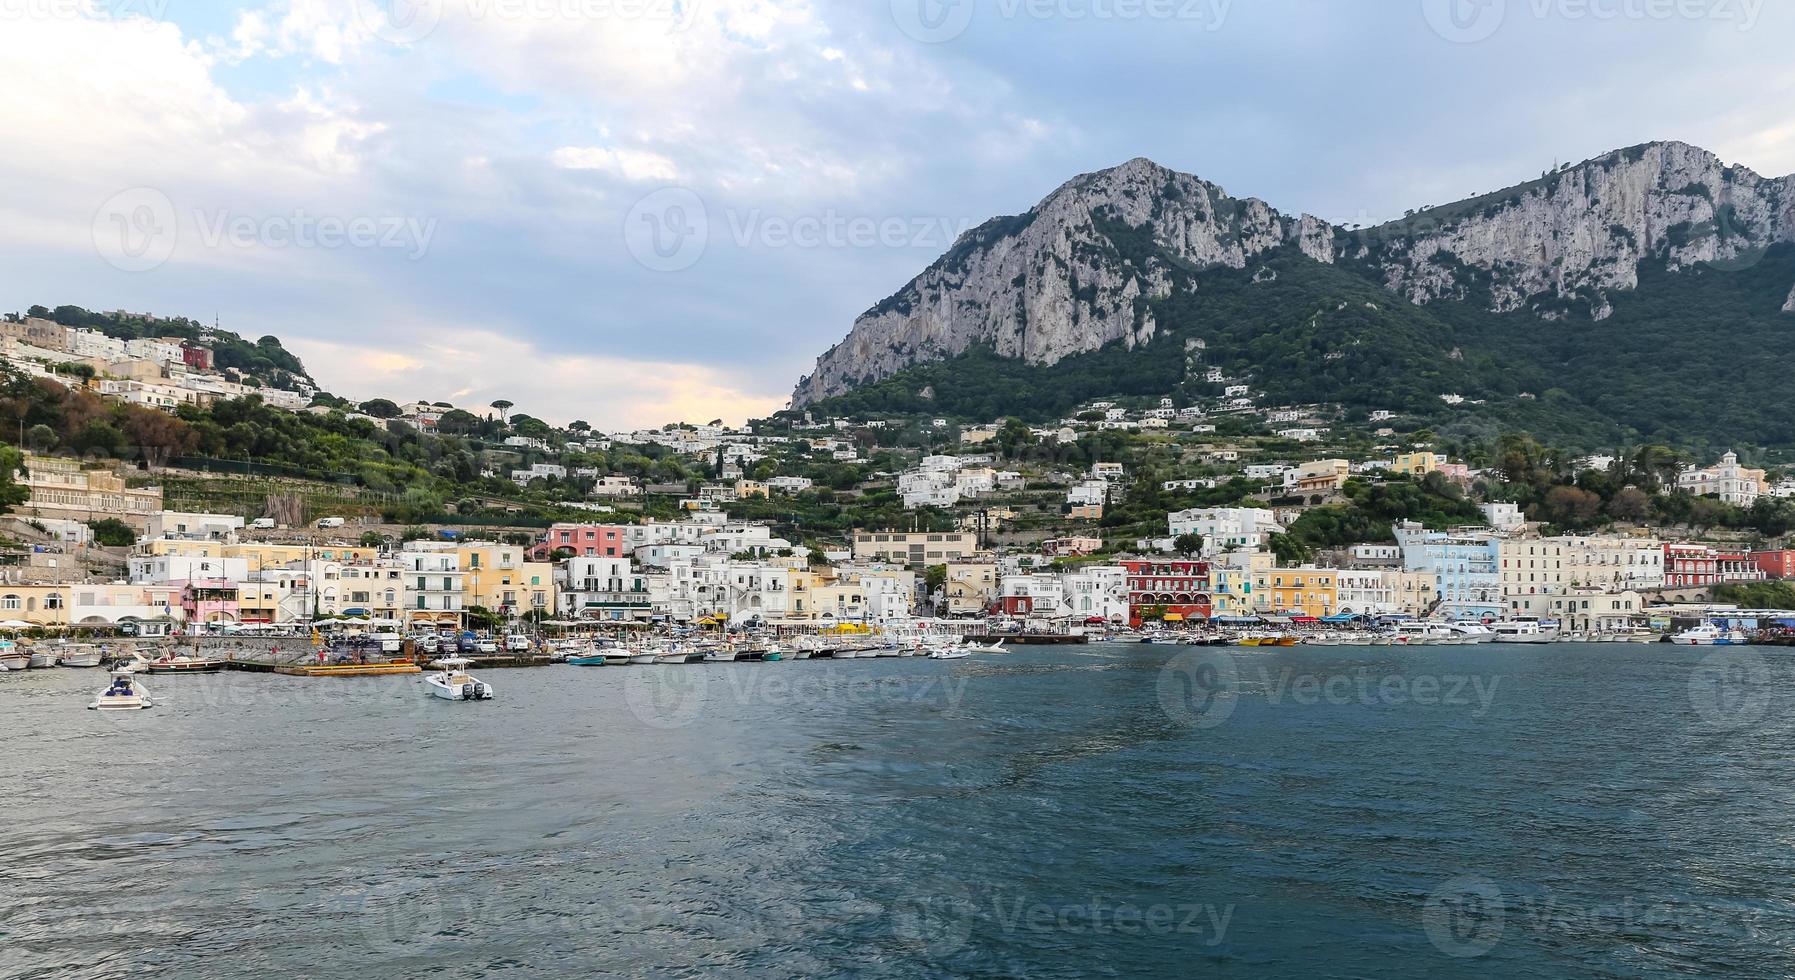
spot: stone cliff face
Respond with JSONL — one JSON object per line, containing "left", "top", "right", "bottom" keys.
{"left": 791, "top": 142, "right": 1795, "bottom": 408}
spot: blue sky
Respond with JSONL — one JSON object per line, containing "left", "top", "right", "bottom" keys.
{"left": 2, "top": 0, "right": 1791, "bottom": 428}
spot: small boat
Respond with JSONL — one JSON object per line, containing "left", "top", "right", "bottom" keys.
{"left": 28, "top": 647, "right": 59, "bottom": 669}
{"left": 653, "top": 649, "right": 693, "bottom": 665}
{"left": 138, "top": 653, "right": 224, "bottom": 674}
{"left": 831, "top": 649, "right": 860, "bottom": 660}
{"left": 602, "top": 651, "right": 632, "bottom": 666}
{"left": 424, "top": 658, "right": 493, "bottom": 701}
{"left": 55, "top": 644, "right": 104, "bottom": 668}
{"left": 0, "top": 640, "right": 27, "bottom": 671}
{"left": 929, "top": 648, "right": 972, "bottom": 660}
{"left": 703, "top": 648, "right": 739, "bottom": 663}
{"left": 967, "top": 641, "right": 1006, "bottom": 654}
{"left": 89, "top": 670, "right": 152, "bottom": 710}
{"left": 628, "top": 651, "right": 659, "bottom": 665}
{"left": 567, "top": 654, "right": 610, "bottom": 666}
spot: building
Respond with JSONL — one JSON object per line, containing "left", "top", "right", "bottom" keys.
{"left": 944, "top": 561, "right": 998, "bottom": 617}
{"left": 1663, "top": 544, "right": 1765, "bottom": 588}
{"left": 1334, "top": 568, "right": 1399, "bottom": 617}
{"left": 1267, "top": 566, "right": 1337, "bottom": 618}
{"left": 1395, "top": 522, "right": 1501, "bottom": 620}
{"left": 1167, "top": 507, "right": 1284, "bottom": 557}
{"left": 538, "top": 524, "right": 630, "bottom": 559}
{"left": 1752, "top": 550, "right": 1795, "bottom": 580}
{"left": 1041, "top": 537, "right": 1102, "bottom": 558}
{"left": 1678, "top": 452, "right": 1766, "bottom": 506}
{"left": 559, "top": 556, "right": 653, "bottom": 622}
{"left": 400, "top": 548, "right": 465, "bottom": 628}
{"left": 18, "top": 455, "right": 163, "bottom": 528}
{"left": 852, "top": 531, "right": 978, "bottom": 569}
{"left": 146, "top": 511, "right": 244, "bottom": 542}
{"left": 1393, "top": 452, "right": 1442, "bottom": 477}
{"left": 459, "top": 543, "right": 555, "bottom": 619}
{"left": 1122, "top": 560, "right": 1211, "bottom": 627}
{"left": 1482, "top": 502, "right": 1524, "bottom": 531}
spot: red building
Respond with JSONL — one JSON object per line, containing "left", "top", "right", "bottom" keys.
{"left": 1664, "top": 544, "right": 1767, "bottom": 587}
{"left": 1122, "top": 560, "right": 1212, "bottom": 627}
{"left": 181, "top": 343, "right": 213, "bottom": 370}
{"left": 534, "top": 524, "right": 629, "bottom": 560}
{"left": 1753, "top": 550, "right": 1795, "bottom": 580}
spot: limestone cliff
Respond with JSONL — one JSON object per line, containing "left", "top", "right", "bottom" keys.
{"left": 791, "top": 142, "right": 1795, "bottom": 408}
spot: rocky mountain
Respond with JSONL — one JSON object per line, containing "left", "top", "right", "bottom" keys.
{"left": 791, "top": 141, "right": 1795, "bottom": 408}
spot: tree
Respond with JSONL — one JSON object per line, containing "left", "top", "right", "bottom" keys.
{"left": 87, "top": 517, "right": 136, "bottom": 547}
{"left": 24, "top": 424, "right": 56, "bottom": 452}
{"left": 0, "top": 446, "right": 29, "bottom": 514}
{"left": 360, "top": 399, "right": 401, "bottom": 419}
{"left": 568, "top": 420, "right": 591, "bottom": 435}
{"left": 1173, "top": 533, "right": 1205, "bottom": 557}
{"left": 490, "top": 400, "right": 514, "bottom": 424}
{"left": 1606, "top": 487, "right": 1651, "bottom": 522}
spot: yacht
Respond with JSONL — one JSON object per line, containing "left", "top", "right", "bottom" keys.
{"left": 1670, "top": 625, "right": 1749, "bottom": 646}
{"left": 1446, "top": 621, "right": 1498, "bottom": 644}
{"left": 89, "top": 670, "right": 153, "bottom": 710}
{"left": 1491, "top": 619, "right": 1561, "bottom": 644}
{"left": 424, "top": 658, "right": 493, "bottom": 701}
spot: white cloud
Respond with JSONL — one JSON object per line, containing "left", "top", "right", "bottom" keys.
{"left": 549, "top": 146, "right": 680, "bottom": 182}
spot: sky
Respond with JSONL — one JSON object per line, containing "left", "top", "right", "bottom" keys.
{"left": 2, "top": 0, "right": 1793, "bottom": 430}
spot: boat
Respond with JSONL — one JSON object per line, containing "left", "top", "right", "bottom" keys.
{"left": 653, "top": 647, "right": 694, "bottom": 665}
{"left": 424, "top": 658, "right": 494, "bottom": 701}
{"left": 56, "top": 643, "right": 104, "bottom": 668}
{"left": 602, "top": 651, "right": 632, "bottom": 666}
{"left": 0, "top": 640, "right": 27, "bottom": 671}
{"left": 1670, "top": 625, "right": 1749, "bottom": 646}
{"left": 1491, "top": 619, "right": 1562, "bottom": 645}
{"left": 1445, "top": 621, "right": 1498, "bottom": 644}
{"left": 703, "top": 648, "right": 739, "bottom": 663}
{"left": 967, "top": 640, "right": 1007, "bottom": 654}
{"left": 567, "top": 654, "right": 610, "bottom": 666}
{"left": 628, "top": 650, "right": 659, "bottom": 665}
{"left": 27, "top": 646, "right": 59, "bottom": 669}
{"left": 88, "top": 670, "right": 152, "bottom": 710}
{"left": 831, "top": 649, "right": 860, "bottom": 660}
{"left": 929, "top": 648, "right": 972, "bottom": 660}
{"left": 137, "top": 653, "right": 224, "bottom": 674}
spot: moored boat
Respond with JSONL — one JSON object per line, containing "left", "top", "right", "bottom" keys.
{"left": 55, "top": 643, "right": 104, "bottom": 668}
{"left": 28, "top": 647, "right": 59, "bottom": 669}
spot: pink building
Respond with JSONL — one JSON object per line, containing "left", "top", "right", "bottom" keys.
{"left": 534, "top": 524, "right": 630, "bottom": 560}
{"left": 180, "top": 579, "right": 241, "bottom": 625}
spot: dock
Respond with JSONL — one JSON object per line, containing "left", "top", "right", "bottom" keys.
{"left": 969, "top": 633, "right": 1089, "bottom": 645}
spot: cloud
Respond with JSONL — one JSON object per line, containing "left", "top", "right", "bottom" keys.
{"left": 284, "top": 327, "right": 788, "bottom": 430}
{"left": 549, "top": 146, "right": 681, "bottom": 182}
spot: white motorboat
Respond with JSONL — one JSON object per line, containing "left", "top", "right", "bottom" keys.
{"left": 28, "top": 647, "right": 59, "bottom": 669}
{"left": 1491, "top": 619, "right": 1562, "bottom": 644}
{"left": 424, "top": 658, "right": 493, "bottom": 701}
{"left": 0, "top": 640, "right": 27, "bottom": 671}
{"left": 136, "top": 653, "right": 224, "bottom": 674}
{"left": 967, "top": 641, "right": 1007, "bottom": 654}
{"left": 56, "top": 644, "right": 104, "bottom": 668}
{"left": 1446, "top": 621, "right": 1498, "bottom": 644}
{"left": 1670, "top": 625, "right": 1749, "bottom": 646}
{"left": 628, "top": 650, "right": 659, "bottom": 665}
{"left": 703, "top": 648, "right": 739, "bottom": 663}
{"left": 653, "top": 648, "right": 693, "bottom": 665}
{"left": 831, "top": 649, "right": 860, "bottom": 660}
{"left": 929, "top": 648, "right": 972, "bottom": 660}
{"left": 88, "top": 670, "right": 152, "bottom": 710}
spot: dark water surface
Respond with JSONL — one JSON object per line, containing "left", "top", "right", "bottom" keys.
{"left": 3, "top": 642, "right": 1794, "bottom": 979}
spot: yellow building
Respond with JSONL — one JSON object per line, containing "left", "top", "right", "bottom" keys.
{"left": 0, "top": 584, "right": 72, "bottom": 626}
{"left": 734, "top": 480, "right": 770, "bottom": 499}
{"left": 945, "top": 561, "right": 998, "bottom": 616}
{"left": 1394, "top": 452, "right": 1442, "bottom": 477}
{"left": 457, "top": 543, "right": 555, "bottom": 619}
{"left": 1269, "top": 566, "right": 1338, "bottom": 617}
{"left": 222, "top": 543, "right": 379, "bottom": 568}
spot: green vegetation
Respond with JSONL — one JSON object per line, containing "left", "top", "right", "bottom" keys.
{"left": 19, "top": 305, "right": 314, "bottom": 390}
{"left": 1713, "top": 581, "right": 1795, "bottom": 610}
{"left": 86, "top": 517, "right": 136, "bottom": 547}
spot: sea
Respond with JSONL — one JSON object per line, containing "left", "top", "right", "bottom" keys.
{"left": 2, "top": 642, "right": 1793, "bottom": 979}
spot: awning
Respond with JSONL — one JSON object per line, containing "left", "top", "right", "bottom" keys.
{"left": 1163, "top": 614, "right": 1185, "bottom": 622}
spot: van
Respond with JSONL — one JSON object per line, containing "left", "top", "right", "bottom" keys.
{"left": 316, "top": 518, "right": 346, "bottom": 529}
{"left": 251, "top": 518, "right": 276, "bottom": 530}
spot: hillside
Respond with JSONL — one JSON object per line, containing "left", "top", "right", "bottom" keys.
{"left": 22, "top": 304, "right": 316, "bottom": 391}
{"left": 790, "top": 141, "right": 1795, "bottom": 450}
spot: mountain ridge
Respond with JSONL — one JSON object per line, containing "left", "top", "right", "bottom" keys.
{"left": 791, "top": 140, "right": 1795, "bottom": 408}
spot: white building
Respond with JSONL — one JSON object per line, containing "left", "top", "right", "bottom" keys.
{"left": 1167, "top": 508, "right": 1285, "bottom": 556}
{"left": 146, "top": 511, "right": 245, "bottom": 542}
{"left": 1678, "top": 452, "right": 1766, "bottom": 506}
{"left": 400, "top": 548, "right": 465, "bottom": 625}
